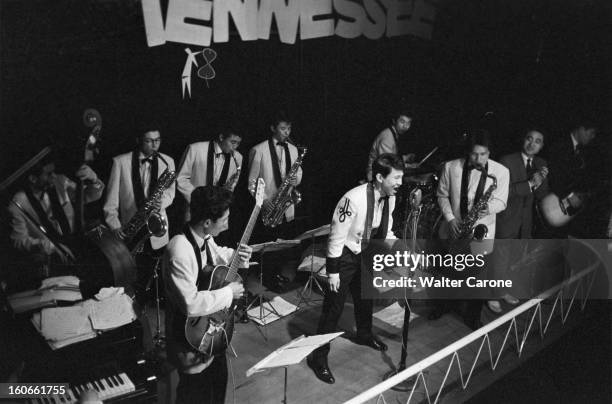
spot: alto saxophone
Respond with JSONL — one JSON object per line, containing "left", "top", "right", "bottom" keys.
{"left": 222, "top": 153, "right": 241, "bottom": 191}
{"left": 123, "top": 167, "right": 177, "bottom": 254}
{"left": 450, "top": 170, "right": 497, "bottom": 253}
{"left": 261, "top": 147, "right": 307, "bottom": 227}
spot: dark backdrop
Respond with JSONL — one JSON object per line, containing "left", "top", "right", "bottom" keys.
{"left": 1, "top": 0, "right": 610, "bottom": 228}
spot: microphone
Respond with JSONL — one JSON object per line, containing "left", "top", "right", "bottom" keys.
{"left": 83, "top": 108, "right": 101, "bottom": 128}
{"left": 409, "top": 188, "right": 422, "bottom": 208}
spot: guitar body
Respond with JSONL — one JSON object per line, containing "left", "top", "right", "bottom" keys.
{"left": 184, "top": 264, "right": 241, "bottom": 358}
{"left": 539, "top": 192, "right": 583, "bottom": 228}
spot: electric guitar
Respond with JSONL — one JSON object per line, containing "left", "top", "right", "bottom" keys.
{"left": 184, "top": 178, "right": 264, "bottom": 358}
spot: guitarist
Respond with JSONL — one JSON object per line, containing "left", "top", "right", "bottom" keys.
{"left": 163, "top": 185, "right": 250, "bottom": 404}
{"left": 542, "top": 117, "right": 599, "bottom": 237}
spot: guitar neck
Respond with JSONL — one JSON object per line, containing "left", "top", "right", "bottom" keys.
{"left": 227, "top": 205, "right": 261, "bottom": 277}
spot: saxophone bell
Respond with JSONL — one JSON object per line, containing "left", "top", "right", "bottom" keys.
{"left": 472, "top": 224, "right": 488, "bottom": 241}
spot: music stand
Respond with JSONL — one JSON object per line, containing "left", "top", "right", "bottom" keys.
{"left": 246, "top": 332, "right": 343, "bottom": 404}
{"left": 246, "top": 240, "right": 300, "bottom": 337}
{"left": 294, "top": 224, "right": 330, "bottom": 307}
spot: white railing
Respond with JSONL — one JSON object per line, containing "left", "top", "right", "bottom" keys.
{"left": 345, "top": 239, "right": 603, "bottom": 404}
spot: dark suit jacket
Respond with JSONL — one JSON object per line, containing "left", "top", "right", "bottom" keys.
{"left": 496, "top": 152, "right": 548, "bottom": 238}
{"left": 547, "top": 135, "right": 590, "bottom": 198}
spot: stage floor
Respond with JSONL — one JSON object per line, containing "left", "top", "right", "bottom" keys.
{"left": 146, "top": 275, "right": 586, "bottom": 404}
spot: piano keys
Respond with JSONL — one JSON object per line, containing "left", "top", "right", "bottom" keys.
{"left": 18, "top": 319, "right": 157, "bottom": 403}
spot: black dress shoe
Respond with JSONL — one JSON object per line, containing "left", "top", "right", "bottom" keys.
{"left": 235, "top": 310, "right": 249, "bottom": 324}
{"left": 354, "top": 336, "right": 388, "bottom": 351}
{"left": 306, "top": 357, "right": 335, "bottom": 384}
{"left": 428, "top": 305, "right": 448, "bottom": 321}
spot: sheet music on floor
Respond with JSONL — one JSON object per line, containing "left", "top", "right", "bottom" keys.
{"left": 247, "top": 296, "right": 298, "bottom": 325}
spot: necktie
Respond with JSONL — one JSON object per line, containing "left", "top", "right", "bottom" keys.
{"left": 374, "top": 196, "right": 389, "bottom": 239}
{"left": 526, "top": 158, "right": 533, "bottom": 173}
{"left": 201, "top": 238, "right": 215, "bottom": 266}
{"left": 217, "top": 153, "right": 231, "bottom": 185}
{"left": 277, "top": 142, "right": 291, "bottom": 174}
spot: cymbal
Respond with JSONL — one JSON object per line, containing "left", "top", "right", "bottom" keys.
{"left": 249, "top": 239, "right": 301, "bottom": 253}
{"left": 294, "top": 224, "right": 331, "bottom": 241}
{"left": 403, "top": 165, "right": 435, "bottom": 176}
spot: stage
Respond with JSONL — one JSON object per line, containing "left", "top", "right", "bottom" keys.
{"left": 145, "top": 273, "right": 597, "bottom": 404}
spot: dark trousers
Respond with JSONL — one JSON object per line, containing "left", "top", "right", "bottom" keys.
{"left": 311, "top": 247, "right": 373, "bottom": 362}
{"left": 176, "top": 354, "right": 228, "bottom": 404}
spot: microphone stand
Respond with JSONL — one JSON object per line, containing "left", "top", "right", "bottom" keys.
{"left": 384, "top": 189, "right": 422, "bottom": 391}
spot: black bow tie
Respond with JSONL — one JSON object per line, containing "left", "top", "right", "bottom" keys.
{"left": 216, "top": 152, "right": 231, "bottom": 158}
{"left": 277, "top": 141, "right": 288, "bottom": 146}
{"left": 141, "top": 156, "right": 155, "bottom": 164}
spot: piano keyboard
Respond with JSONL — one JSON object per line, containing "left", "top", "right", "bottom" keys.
{"left": 29, "top": 372, "right": 137, "bottom": 403}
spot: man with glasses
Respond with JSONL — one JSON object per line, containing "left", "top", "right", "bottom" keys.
{"left": 104, "top": 125, "right": 176, "bottom": 299}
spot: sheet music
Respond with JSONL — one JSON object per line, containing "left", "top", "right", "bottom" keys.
{"left": 40, "top": 306, "right": 93, "bottom": 341}
{"left": 246, "top": 332, "right": 344, "bottom": 377}
{"left": 85, "top": 293, "right": 137, "bottom": 331}
{"left": 247, "top": 296, "right": 298, "bottom": 326}
{"left": 286, "top": 332, "right": 344, "bottom": 348}
{"left": 7, "top": 288, "right": 82, "bottom": 314}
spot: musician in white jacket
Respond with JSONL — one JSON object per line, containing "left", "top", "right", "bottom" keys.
{"left": 432, "top": 130, "right": 509, "bottom": 328}
{"left": 163, "top": 185, "right": 251, "bottom": 404}
{"left": 176, "top": 126, "right": 243, "bottom": 221}
{"left": 307, "top": 154, "right": 403, "bottom": 385}
{"left": 103, "top": 129, "right": 175, "bottom": 251}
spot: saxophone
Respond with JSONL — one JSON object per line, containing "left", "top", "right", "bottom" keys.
{"left": 222, "top": 153, "right": 241, "bottom": 191}
{"left": 123, "top": 167, "right": 177, "bottom": 254}
{"left": 452, "top": 171, "right": 497, "bottom": 250}
{"left": 261, "top": 147, "right": 307, "bottom": 227}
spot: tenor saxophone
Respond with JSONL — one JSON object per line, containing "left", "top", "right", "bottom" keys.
{"left": 261, "top": 147, "right": 307, "bottom": 227}
{"left": 123, "top": 163, "right": 176, "bottom": 254}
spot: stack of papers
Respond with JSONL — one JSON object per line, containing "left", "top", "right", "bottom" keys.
{"left": 8, "top": 286, "right": 82, "bottom": 314}
{"left": 32, "top": 306, "right": 97, "bottom": 350}
{"left": 29, "top": 287, "right": 137, "bottom": 350}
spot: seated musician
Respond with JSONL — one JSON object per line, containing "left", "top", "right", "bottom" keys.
{"left": 366, "top": 108, "right": 415, "bottom": 182}
{"left": 307, "top": 154, "right": 403, "bottom": 384}
{"left": 163, "top": 185, "right": 251, "bottom": 404}
{"left": 7, "top": 150, "right": 104, "bottom": 286}
{"left": 103, "top": 125, "right": 175, "bottom": 299}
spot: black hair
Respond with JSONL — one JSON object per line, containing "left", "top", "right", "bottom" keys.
{"left": 219, "top": 123, "right": 244, "bottom": 140}
{"left": 392, "top": 108, "right": 413, "bottom": 121}
{"left": 464, "top": 129, "right": 492, "bottom": 154}
{"left": 372, "top": 153, "right": 404, "bottom": 180}
{"left": 24, "top": 150, "right": 56, "bottom": 179}
{"left": 270, "top": 110, "right": 292, "bottom": 128}
{"left": 569, "top": 113, "right": 599, "bottom": 133}
{"left": 189, "top": 185, "right": 233, "bottom": 224}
